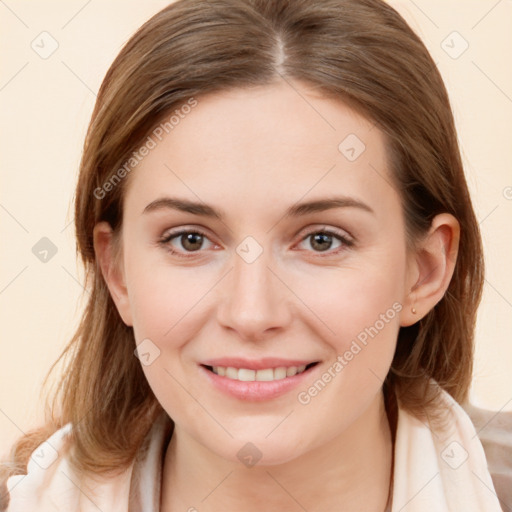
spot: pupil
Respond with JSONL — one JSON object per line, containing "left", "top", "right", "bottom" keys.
{"left": 183, "top": 233, "right": 202, "bottom": 251}
{"left": 312, "top": 233, "right": 331, "bottom": 251}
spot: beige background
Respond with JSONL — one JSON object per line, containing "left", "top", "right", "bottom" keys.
{"left": 1, "top": 0, "right": 511, "bottom": 455}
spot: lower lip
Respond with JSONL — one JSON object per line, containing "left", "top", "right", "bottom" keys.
{"left": 198, "top": 364, "right": 319, "bottom": 401}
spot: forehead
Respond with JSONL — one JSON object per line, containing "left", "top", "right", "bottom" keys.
{"left": 124, "top": 80, "right": 398, "bottom": 220}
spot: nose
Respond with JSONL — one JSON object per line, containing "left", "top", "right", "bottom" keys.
{"left": 216, "top": 245, "right": 292, "bottom": 341}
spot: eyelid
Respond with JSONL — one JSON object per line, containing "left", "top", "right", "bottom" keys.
{"left": 159, "top": 226, "right": 213, "bottom": 243}
{"left": 296, "top": 224, "right": 354, "bottom": 243}
{"left": 158, "top": 226, "right": 219, "bottom": 255}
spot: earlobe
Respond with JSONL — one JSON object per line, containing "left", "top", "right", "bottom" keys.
{"left": 401, "top": 213, "right": 460, "bottom": 327}
{"left": 93, "top": 221, "right": 133, "bottom": 326}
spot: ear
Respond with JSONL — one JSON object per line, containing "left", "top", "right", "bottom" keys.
{"left": 400, "top": 213, "right": 460, "bottom": 327}
{"left": 93, "top": 221, "right": 133, "bottom": 326}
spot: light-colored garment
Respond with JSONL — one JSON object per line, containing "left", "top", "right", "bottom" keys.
{"left": 5, "top": 388, "right": 507, "bottom": 511}
{"left": 464, "top": 403, "right": 512, "bottom": 510}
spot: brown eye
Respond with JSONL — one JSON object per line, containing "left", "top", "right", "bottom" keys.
{"left": 309, "top": 233, "right": 335, "bottom": 252}
{"left": 160, "top": 229, "right": 215, "bottom": 256}
{"left": 179, "top": 232, "right": 204, "bottom": 251}
{"left": 297, "top": 229, "right": 354, "bottom": 255}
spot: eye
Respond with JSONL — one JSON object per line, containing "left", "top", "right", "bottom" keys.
{"left": 158, "top": 226, "right": 354, "bottom": 259}
{"left": 296, "top": 228, "right": 354, "bottom": 256}
{"left": 159, "top": 228, "right": 217, "bottom": 257}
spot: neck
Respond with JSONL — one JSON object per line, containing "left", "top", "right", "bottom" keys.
{"left": 161, "top": 391, "right": 393, "bottom": 512}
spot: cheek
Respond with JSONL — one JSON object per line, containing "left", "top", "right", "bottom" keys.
{"left": 126, "top": 252, "right": 211, "bottom": 343}
{"left": 292, "top": 251, "right": 406, "bottom": 398}
{"left": 292, "top": 268, "right": 403, "bottom": 421}
{"left": 293, "top": 260, "right": 404, "bottom": 345}
{"left": 125, "top": 258, "right": 212, "bottom": 414}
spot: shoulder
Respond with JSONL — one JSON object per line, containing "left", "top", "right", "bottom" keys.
{"left": 392, "top": 383, "right": 504, "bottom": 511}
{"left": 4, "top": 424, "right": 133, "bottom": 512}
{"left": 464, "top": 402, "right": 512, "bottom": 511}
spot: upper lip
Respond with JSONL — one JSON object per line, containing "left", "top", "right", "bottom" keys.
{"left": 200, "top": 357, "right": 319, "bottom": 370}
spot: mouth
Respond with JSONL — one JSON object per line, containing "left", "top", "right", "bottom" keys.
{"left": 198, "top": 357, "right": 322, "bottom": 401}
{"left": 201, "top": 362, "right": 319, "bottom": 382}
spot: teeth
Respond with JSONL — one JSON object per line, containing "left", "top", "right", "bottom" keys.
{"left": 211, "top": 364, "right": 309, "bottom": 381}
{"left": 286, "top": 366, "right": 298, "bottom": 377}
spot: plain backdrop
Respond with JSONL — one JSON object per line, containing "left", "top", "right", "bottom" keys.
{"left": 1, "top": 0, "right": 511, "bottom": 455}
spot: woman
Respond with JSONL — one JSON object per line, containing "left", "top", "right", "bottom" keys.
{"left": 0, "top": 0, "right": 505, "bottom": 510}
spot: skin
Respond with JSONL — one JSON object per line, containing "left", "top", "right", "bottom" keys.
{"left": 94, "top": 79, "right": 459, "bottom": 511}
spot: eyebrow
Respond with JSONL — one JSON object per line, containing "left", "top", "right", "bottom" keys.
{"left": 142, "top": 196, "right": 375, "bottom": 219}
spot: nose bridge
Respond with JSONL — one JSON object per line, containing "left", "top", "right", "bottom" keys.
{"left": 217, "top": 239, "right": 290, "bottom": 338}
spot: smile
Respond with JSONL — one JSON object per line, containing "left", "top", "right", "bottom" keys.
{"left": 199, "top": 357, "right": 321, "bottom": 400}
{"left": 205, "top": 363, "right": 317, "bottom": 382}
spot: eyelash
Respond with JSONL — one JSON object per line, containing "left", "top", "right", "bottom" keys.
{"left": 158, "top": 227, "right": 354, "bottom": 259}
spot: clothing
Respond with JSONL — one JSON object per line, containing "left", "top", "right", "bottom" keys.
{"left": 4, "top": 387, "right": 507, "bottom": 511}
{"left": 464, "top": 403, "right": 512, "bottom": 510}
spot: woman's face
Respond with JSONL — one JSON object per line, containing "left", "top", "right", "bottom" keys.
{"left": 112, "top": 80, "right": 417, "bottom": 464}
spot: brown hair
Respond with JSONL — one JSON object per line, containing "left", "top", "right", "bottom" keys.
{"left": 1, "top": 0, "right": 483, "bottom": 503}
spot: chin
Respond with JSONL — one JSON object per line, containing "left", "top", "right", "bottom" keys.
{"left": 214, "top": 434, "right": 307, "bottom": 468}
